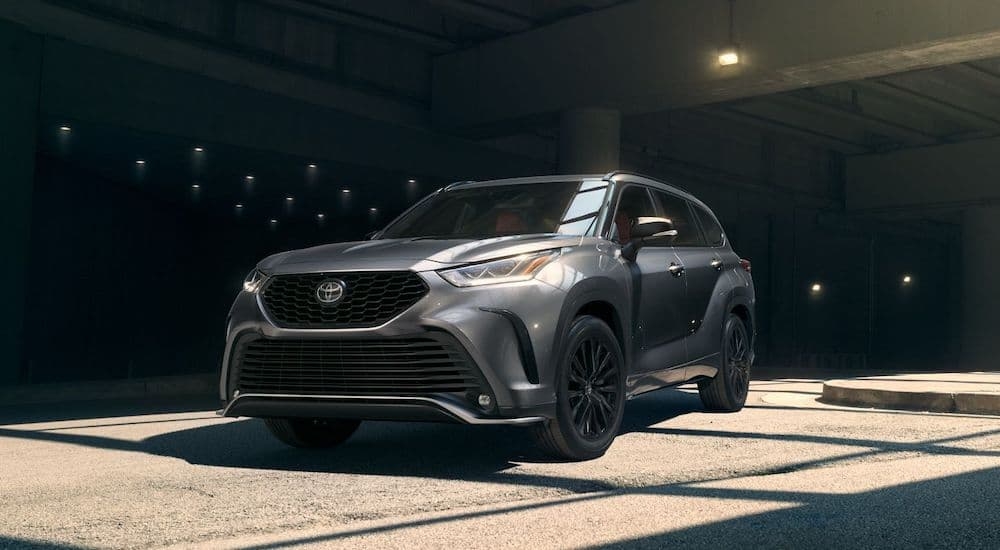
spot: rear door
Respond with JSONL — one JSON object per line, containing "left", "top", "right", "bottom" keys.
{"left": 650, "top": 190, "right": 726, "bottom": 362}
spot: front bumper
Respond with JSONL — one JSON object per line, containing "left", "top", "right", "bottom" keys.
{"left": 219, "top": 270, "right": 564, "bottom": 424}
{"left": 220, "top": 394, "right": 546, "bottom": 425}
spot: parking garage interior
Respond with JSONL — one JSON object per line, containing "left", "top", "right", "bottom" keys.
{"left": 3, "top": 0, "right": 999, "bottom": 389}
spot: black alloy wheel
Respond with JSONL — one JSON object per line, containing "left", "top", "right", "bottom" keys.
{"left": 699, "top": 313, "right": 752, "bottom": 411}
{"left": 567, "top": 337, "right": 621, "bottom": 440}
{"left": 533, "top": 315, "right": 626, "bottom": 461}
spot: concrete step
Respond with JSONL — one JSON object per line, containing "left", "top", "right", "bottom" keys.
{"left": 821, "top": 372, "right": 1000, "bottom": 415}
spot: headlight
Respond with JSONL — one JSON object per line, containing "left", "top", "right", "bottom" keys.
{"left": 243, "top": 269, "right": 268, "bottom": 293}
{"left": 438, "top": 249, "right": 561, "bottom": 287}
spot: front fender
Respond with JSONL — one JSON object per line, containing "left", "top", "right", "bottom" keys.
{"left": 550, "top": 276, "right": 633, "bottom": 380}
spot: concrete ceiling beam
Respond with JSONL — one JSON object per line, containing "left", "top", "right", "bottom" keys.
{"left": 433, "top": 0, "right": 1000, "bottom": 131}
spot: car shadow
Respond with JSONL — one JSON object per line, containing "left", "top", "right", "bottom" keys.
{"left": 140, "top": 388, "right": 705, "bottom": 475}
{"left": 0, "top": 388, "right": 706, "bottom": 486}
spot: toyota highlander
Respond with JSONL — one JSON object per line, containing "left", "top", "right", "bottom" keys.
{"left": 220, "top": 171, "right": 755, "bottom": 460}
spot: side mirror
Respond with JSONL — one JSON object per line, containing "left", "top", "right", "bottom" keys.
{"left": 631, "top": 217, "right": 677, "bottom": 240}
{"left": 621, "top": 217, "right": 677, "bottom": 262}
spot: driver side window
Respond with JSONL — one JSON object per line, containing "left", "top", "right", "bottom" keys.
{"left": 610, "top": 186, "right": 658, "bottom": 245}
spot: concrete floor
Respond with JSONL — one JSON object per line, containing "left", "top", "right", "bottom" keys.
{"left": 1, "top": 379, "right": 998, "bottom": 549}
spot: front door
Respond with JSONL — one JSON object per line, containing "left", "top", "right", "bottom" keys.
{"left": 611, "top": 185, "right": 688, "bottom": 382}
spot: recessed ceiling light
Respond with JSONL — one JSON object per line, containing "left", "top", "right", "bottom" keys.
{"left": 307, "top": 163, "right": 317, "bottom": 169}
{"left": 269, "top": 219, "right": 278, "bottom": 224}
{"left": 285, "top": 196, "right": 294, "bottom": 202}
{"left": 902, "top": 274, "right": 913, "bottom": 285}
{"left": 193, "top": 146, "right": 204, "bottom": 153}
{"left": 136, "top": 159, "right": 146, "bottom": 165}
{"left": 369, "top": 207, "right": 378, "bottom": 212}
{"left": 316, "top": 213, "right": 325, "bottom": 219}
{"left": 341, "top": 189, "right": 351, "bottom": 194}
{"left": 59, "top": 125, "right": 72, "bottom": 133}
{"left": 235, "top": 203, "right": 244, "bottom": 209}
{"left": 407, "top": 179, "right": 416, "bottom": 184}
{"left": 191, "top": 184, "right": 200, "bottom": 189}
{"left": 810, "top": 283, "right": 823, "bottom": 293}
{"left": 718, "top": 49, "right": 740, "bottom": 66}
{"left": 245, "top": 175, "right": 254, "bottom": 181}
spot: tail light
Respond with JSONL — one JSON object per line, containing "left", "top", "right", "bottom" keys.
{"left": 739, "top": 258, "right": 752, "bottom": 273}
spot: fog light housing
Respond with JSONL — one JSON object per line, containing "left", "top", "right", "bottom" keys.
{"left": 477, "top": 394, "right": 492, "bottom": 408}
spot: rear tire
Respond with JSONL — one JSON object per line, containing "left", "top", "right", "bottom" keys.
{"left": 263, "top": 418, "right": 361, "bottom": 449}
{"left": 533, "top": 315, "right": 626, "bottom": 461}
{"left": 699, "top": 313, "right": 752, "bottom": 412}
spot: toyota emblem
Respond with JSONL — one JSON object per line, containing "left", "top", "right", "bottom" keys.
{"left": 315, "top": 280, "right": 346, "bottom": 304}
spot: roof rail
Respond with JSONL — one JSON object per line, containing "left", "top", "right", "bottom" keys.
{"left": 601, "top": 170, "right": 690, "bottom": 194}
{"left": 443, "top": 180, "right": 477, "bottom": 190}
{"left": 602, "top": 170, "right": 656, "bottom": 181}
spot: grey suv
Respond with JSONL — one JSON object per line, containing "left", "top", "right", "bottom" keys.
{"left": 220, "top": 172, "right": 755, "bottom": 460}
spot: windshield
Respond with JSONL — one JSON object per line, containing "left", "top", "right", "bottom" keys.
{"left": 380, "top": 180, "right": 609, "bottom": 240}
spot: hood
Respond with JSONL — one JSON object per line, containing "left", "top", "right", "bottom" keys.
{"left": 258, "top": 234, "right": 584, "bottom": 274}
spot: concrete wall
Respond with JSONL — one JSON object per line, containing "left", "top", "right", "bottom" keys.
{"left": 21, "top": 154, "right": 381, "bottom": 384}
{"left": 0, "top": 20, "right": 42, "bottom": 384}
{"left": 847, "top": 136, "right": 1000, "bottom": 212}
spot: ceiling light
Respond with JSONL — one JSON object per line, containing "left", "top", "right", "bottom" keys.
{"left": 235, "top": 203, "right": 244, "bottom": 209}
{"left": 902, "top": 274, "right": 913, "bottom": 285}
{"left": 285, "top": 196, "right": 294, "bottom": 202}
{"left": 307, "top": 163, "right": 317, "bottom": 169}
{"left": 369, "top": 207, "right": 378, "bottom": 212}
{"left": 269, "top": 219, "right": 277, "bottom": 224}
{"left": 136, "top": 159, "right": 146, "bottom": 166}
{"left": 810, "top": 283, "right": 822, "bottom": 293}
{"left": 316, "top": 213, "right": 325, "bottom": 220}
{"left": 59, "top": 125, "right": 72, "bottom": 133}
{"left": 245, "top": 175, "right": 254, "bottom": 181}
{"left": 193, "top": 146, "right": 204, "bottom": 153}
{"left": 719, "top": 0, "right": 740, "bottom": 67}
{"left": 407, "top": 179, "right": 416, "bottom": 184}
{"left": 191, "top": 184, "right": 200, "bottom": 189}
{"left": 341, "top": 189, "right": 351, "bottom": 194}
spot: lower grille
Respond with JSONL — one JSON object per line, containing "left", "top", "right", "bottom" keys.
{"left": 234, "top": 336, "right": 484, "bottom": 396}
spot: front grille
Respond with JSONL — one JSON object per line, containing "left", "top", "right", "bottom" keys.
{"left": 261, "top": 271, "right": 428, "bottom": 329}
{"left": 234, "top": 337, "right": 484, "bottom": 396}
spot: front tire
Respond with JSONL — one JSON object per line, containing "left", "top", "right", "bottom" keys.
{"left": 698, "top": 313, "right": 751, "bottom": 411}
{"left": 533, "top": 315, "right": 626, "bottom": 461}
{"left": 263, "top": 418, "right": 361, "bottom": 449}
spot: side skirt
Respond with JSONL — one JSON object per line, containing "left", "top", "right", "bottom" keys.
{"left": 625, "top": 352, "right": 720, "bottom": 399}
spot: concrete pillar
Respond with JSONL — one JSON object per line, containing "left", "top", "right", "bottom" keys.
{"left": 558, "top": 108, "right": 621, "bottom": 173}
{"left": 0, "top": 20, "right": 41, "bottom": 384}
{"left": 961, "top": 205, "right": 1000, "bottom": 369}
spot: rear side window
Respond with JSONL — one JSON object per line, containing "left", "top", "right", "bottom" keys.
{"left": 650, "top": 190, "right": 706, "bottom": 247}
{"left": 693, "top": 205, "right": 725, "bottom": 247}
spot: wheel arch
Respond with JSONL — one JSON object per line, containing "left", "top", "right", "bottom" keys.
{"left": 725, "top": 293, "right": 756, "bottom": 364}
{"left": 552, "top": 277, "right": 632, "bottom": 380}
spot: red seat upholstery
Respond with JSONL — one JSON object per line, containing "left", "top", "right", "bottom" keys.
{"left": 614, "top": 212, "right": 632, "bottom": 244}
{"left": 496, "top": 211, "right": 526, "bottom": 233}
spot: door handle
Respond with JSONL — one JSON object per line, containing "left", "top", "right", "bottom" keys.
{"left": 668, "top": 263, "right": 685, "bottom": 277}
{"left": 710, "top": 258, "right": 724, "bottom": 271}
